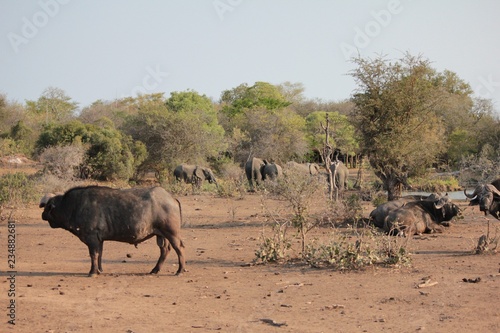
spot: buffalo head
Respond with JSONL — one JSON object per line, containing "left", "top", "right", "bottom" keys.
{"left": 39, "top": 193, "right": 64, "bottom": 228}
{"left": 464, "top": 184, "right": 500, "bottom": 216}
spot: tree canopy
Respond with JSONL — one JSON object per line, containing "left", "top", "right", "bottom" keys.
{"left": 219, "top": 82, "right": 308, "bottom": 164}
{"left": 349, "top": 53, "right": 474, "bottom": 199}
{"left": 122, "top": 92, "right": 226, "bottom": 177}
{"left": 1, "top": 65, "right": 499, "bottom": 187}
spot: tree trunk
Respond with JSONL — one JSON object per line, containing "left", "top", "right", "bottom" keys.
{"left": 353, "top": 156, "right": 363, "bottom": 189}
{"left": 374, "top": 167, "right": 403, "bottom": 201}
{"left": 385, "top": 177, "right": 402, "bottom": 201}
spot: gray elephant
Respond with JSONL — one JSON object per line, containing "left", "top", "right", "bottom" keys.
{"left": 245, "top": 157, "right": 266, "bottom": 190}
{"left": 262, "top": 162, "right": 283, "bottom": 181}
{"left": 329, "top": 160, "right": 348, "bottom": 200}
{"left": 173, "top": 164, "right": 217, "bottom": 188}
{"left": 285, "top": 161, "right": 321, "bottom": 175}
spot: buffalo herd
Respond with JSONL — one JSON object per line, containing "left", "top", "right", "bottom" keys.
{"left": 38, "top": 166, "right": 500, "bottom": 276}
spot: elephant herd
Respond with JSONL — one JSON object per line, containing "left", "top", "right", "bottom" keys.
{"left": 173, "top": 158, "right": 350, "bottom": 196}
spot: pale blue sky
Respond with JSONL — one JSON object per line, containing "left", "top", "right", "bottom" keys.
{"left": 1, "top": 0, "right": 499, "bottom": 112}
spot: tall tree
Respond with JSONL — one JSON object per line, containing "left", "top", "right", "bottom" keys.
{"left": 26, "top": 87, "right": 78, "bottom": 124}
{"left": 220, "top": 81, "right": 291, "bottom": 117}
{"left": 350, "top": 53, "right": 460, "bottom": 200}
{"left": 219, "top": 82, "right": 307, "bottom": 164}
{"left": 305, "top": 111, "right": 358, "bottom": 163}
{"left": 122, "top": 91, "right": 226, "bottom": 177}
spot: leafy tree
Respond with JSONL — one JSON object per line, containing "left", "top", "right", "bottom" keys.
{"left": 350, "top": 53, "right": 459, "bottom": 200}
{"left": 123, "top": 91, "right": 226, "bottom": 178}
{"left": 291, "top": 97, "right": 355, "bottom": 118}
{"left": 305, "top": 111, "right": 358, "bottom": 163}
{"left": 220, "top": 81, "right": 291, "bottom": 117}
{"left": 26, "top": 87, "right": 78, "bottom": 124}
{"left": 78, "top": 99, "right": 137, "bottom": 128}
{"left": 9, "top": 121, "right": 35, "bottom": 155}
{"left": 0, "top": 95, "right": 34, "bottom": 156}
{"left": 277, "top": 81, "right": 306, "bottom": 105}
{"left": 219, "top": 82, "right": 307, "bottom": 164}
{"left": 467, "top": 98, "right": 500, "bottom": 157}
{"left": 36, "top": 120, "right": 146, "bottom": 180}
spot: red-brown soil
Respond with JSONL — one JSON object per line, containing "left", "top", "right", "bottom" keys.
{"left": 1, "top": 192, "right": 499, "bottom": 333}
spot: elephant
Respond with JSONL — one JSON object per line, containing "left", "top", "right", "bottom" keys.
{"left": 262, "top": 162, "right": 282, "bottom": 181}
{"left": 245, "top": 157, "right": 266, "bottom": 190}
{"left": 173, "top": 164, "right": 217, "bottom": 188}
{"left": 285, "top": 161, "right": 321, "bottom": 175}
{"left": 329, "top": 160, "right": 348, "bottom": 200}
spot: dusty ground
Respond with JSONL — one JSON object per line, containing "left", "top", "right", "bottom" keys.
{"left": 1, "top": 190, "right": 499, "bottom": 333}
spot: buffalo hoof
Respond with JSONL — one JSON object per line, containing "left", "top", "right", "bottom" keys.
{"left": 88, "top": 269, "right": 101, "bottom": 277}
{"left": 175, "top": 268, "right": 187, "bottom": 276}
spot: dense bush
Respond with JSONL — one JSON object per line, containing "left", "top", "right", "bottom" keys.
{"left": 0, "top": 172, "right": 38, "bottom": 207}
{"left": 39, "top": 143, "right": 86, "bottom": 179}
{"left": 36, "top": 120, "right": 146, "bottom": 180}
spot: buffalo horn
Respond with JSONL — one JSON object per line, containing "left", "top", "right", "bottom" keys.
{"left": 39, "top": 193, "right": 56, "bottom": 208}
{"left": 464, "top": 185, "right": 483, "bottom": 199}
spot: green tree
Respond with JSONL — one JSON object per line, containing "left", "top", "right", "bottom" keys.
{"left": 220, "top": 81, "right": 291, "bottom": 117}
{"left": 36, "top": 120, "right": 146, "bottom": 180}
{"left": 219, "top": 82, "right": 307, "bottom": 164}
{"left": 123, "top": 91, "right": 226, "bottom": 177}
{"left": 0, "top": 95, "right": 34, "bottom": 156}
{"left": 350, "top": 53, "right": 460, "bottom": 200}
{"left": 305, "top": 111, "right": 358, "bottom": 163}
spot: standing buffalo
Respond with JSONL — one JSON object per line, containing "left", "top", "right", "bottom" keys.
{"left": 39, "top": 186, "right": 186, "bottom": 277}
{"left": 384, "top": 199, "right": 461, "bottom": 236}
{"left": 464, "top": 179, "right": 500, "bottom": 219}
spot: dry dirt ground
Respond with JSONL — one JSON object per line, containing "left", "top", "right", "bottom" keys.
{"left": 1, "top": 190, "right": 499, "bottom": 333}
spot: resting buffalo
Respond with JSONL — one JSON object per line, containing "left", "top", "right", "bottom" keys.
{"left": 464, "top": 179, "right": 500, "bottom": 219}
{"left": 369, "top": 193, "right": 450, "bottom": 229}
{"left": 39, "top": 186, "right": 186, "bottom": 277}
{"left": 384, "top": 199, "right": 461, "bottom": 236}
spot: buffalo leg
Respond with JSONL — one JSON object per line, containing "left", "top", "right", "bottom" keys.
{"left": 163, "top": 233, "right": 186, "bottom": 275}
{"left": 98, "top": 243, "right": 104, "bottom": 273}
{"left": 87, "top": 240, "right": 103, "bottom": 277}
{"left": 150, "top": 236, "right": 171, "bottom": 274}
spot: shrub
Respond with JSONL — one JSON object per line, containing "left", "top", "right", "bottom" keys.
{"left": 267, "top": 168, "right": 324, "bottom": 253}
{"left": 0, "top": 172, "right": 38, "bottom": 207}
{"left": 36, "top": 120, "right": 146, "bottom": 181}
{"left": 303, "top": 226, "right": 412, "bottom": 270}
{"left": 255, "top": 220, "right": 292, "bottom": 263}
{"left": 409, "top": 175, "right": 460, "bottom": 192}
{"left": 215, "top": 163, "right": 246, "bottom": 198}
{"left": 39, "top": 143, "right": 86, "bottom": 179}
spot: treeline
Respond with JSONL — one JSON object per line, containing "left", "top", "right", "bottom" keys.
{"left": 1, "top": 54, "right": 499, "bottom": 187}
